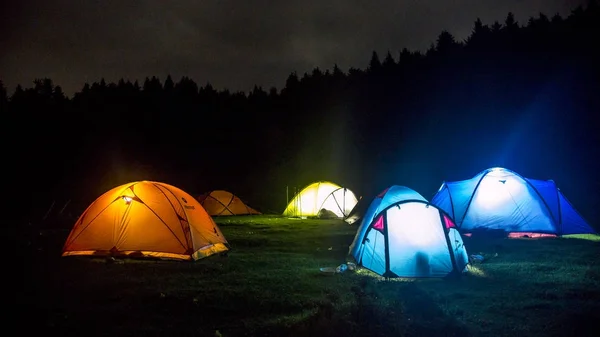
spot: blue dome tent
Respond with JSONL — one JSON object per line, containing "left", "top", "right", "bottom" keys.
{"left": 430, "top": 167, "right": 595, "bottom": 237}
{"left": 348, "top": 186, "right": 469, "bottom": 278}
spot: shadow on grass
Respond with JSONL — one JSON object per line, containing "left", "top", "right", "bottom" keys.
{"left": 454, "top": 234, "right": 600, "bottom": 336}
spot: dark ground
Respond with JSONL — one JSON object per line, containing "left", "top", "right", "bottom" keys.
{"left": 15, "top": 215, "right": 600, "bottom": 337}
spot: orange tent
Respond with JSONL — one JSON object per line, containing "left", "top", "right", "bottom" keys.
{"left": 197, "top": 190, "right": 261, "bottom": 216}
{"left": 62, "top": 181, "right": 229, "bottom": 261}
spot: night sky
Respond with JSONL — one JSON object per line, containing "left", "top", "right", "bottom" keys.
{"left": 0, "top": 0, "right": 586, "bottom": 96}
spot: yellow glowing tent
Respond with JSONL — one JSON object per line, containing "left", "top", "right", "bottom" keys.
{"left": 197, "top": 190, "right": 261, "bottom": 216}
{"left": 62, "top": 181, "right": 229, "bottom": 261}
{"left": 283, "top": 181, "right": 358, "bottom": 218}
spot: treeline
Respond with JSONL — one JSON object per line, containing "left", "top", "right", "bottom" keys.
{"left": 3, "top": 2, "right": 600, "bottom": 224}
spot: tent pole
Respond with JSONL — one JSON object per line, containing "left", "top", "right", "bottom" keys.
{"left": 343, "top": 188, "right": 346, "bottom": 217}
{"left": 42, "top": 200, "right": 56, "bottom": 221}
{"left": 59, "top": 199, "right": 71, "bottom": 214}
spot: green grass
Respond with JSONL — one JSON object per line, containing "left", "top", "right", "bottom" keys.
{"left": 19, "top": 216, "right": 600, "bottom": 336}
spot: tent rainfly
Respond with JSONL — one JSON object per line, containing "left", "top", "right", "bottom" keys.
{"left": 283, "top": 181, "right": 358, "bottom": 218}
{"left": 349, "top": 185, "right": 469, "bottom": 278}
{"left": 197, "top": 190, "right": 261, "bottom": 216}
{"left": 430, "top": 167, "right": 596, "bottom": 237}
{"left": 62, "top": 181, "right": 229, "bottom": 261}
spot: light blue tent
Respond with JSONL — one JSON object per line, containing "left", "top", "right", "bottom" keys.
{"left": 349, "top": 186, "right": 469, "bottom": 278}
{"left": 431, "top": 167, "right": 595, "bottom": 236}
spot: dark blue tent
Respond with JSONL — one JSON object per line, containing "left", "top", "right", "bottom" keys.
{"left": 431, "top": 167, "right": 595, "bottom": 236}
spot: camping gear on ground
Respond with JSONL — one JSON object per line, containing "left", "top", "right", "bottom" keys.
{"left": 469, "top": 252, "right": 499, "bottom": 264}
{"left": 431, "top": 167, "right": 595, "bottom": 237}
{"left": 197, "top": 190, "right": 261, "bottom": 216}
{"left": 469, "top": 254, "right": 485, "bottom": 264}
{"left": 319, "top": 262, "right": 357, "bottom": 274}
{"left": 62, "top": 181, "right": 229, "bottom": 261}
{"left": 349, "top": 185, "right": 469, "bottom": 278}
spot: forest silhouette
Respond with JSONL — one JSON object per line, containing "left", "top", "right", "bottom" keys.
{"left": 3, "top": 2, "right": 599, "bottom": 226}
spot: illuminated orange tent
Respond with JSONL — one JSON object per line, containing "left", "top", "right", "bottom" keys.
{"left": 197, "top": 190, "right": 261, "bottom": 216}
{"left": 62, "top": 181, "right": 229, "bottom": 261}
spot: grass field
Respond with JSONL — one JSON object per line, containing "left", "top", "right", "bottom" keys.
{"left": 18, "top": 215, "right": 600, "bottom": 336}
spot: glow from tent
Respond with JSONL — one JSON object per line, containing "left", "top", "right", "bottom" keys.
{"left": 300, "top": 191, "right": 317, "bottom": 214}
{"left": 122, "top": 196, "right": 133, "bottom": 204}
{"left": 562, "top": 234, "right": 600, "bottom": 241}
{"left": 474, "top": 176, "right": 523, "bottom": 209}
{"left": 330, "top": 188, "right": 359, "bottom": 216}
{"left": 302, "top": 188, "right": 351, "bottom": 217}
{"left": 387, "top": 207, "right": 435, "bottom": 246}
{"left": 467, "top": 265, "right": 488, "bottom": 278}
{"left": 354, "top": 267, "right": 417, "bottom": 282}
{"left": 284, "top": 182, "right": 358, "bottom": 218}
{"left": 402, "top": 225, "right": 435, "bottom": 246}
{"left": 321, "top": 196, "right": 340, "bottom": 215}
{"left": 508, "top": 232, "right": 557, "bottom": 238}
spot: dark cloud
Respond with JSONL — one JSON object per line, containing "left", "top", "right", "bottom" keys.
{"left": 0, "top": 0, "right": 586, "bottom": 95}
